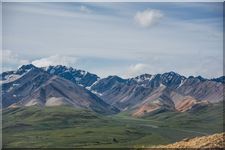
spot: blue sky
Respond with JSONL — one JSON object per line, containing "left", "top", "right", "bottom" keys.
{"left": 1, "top": 2, "right": 223, "bottom": 78}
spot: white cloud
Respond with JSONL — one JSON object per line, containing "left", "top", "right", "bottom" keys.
{"left": 80, "top": 5, "right": 92, "bottom": 13}
{"left": 124, "top": 63, "right": 149, "bottom": 77}
{"left": 31, "top": 55, "right": 78, "bottom": 67}
{"left": 134, "top": 9, "right": 163, "bottom": 28}
{"left": 1, "top": 50, "right": 29, "bottom": 65}
{"left": 0, "top": 50, "right": 30, "bottom": 71}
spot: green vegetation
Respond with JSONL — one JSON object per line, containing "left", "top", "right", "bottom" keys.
{"left": 2, "top": 103, "right": 223, "bottom": 148}
{"left": 142, "top": 102, "right": 224, "bottom": 134}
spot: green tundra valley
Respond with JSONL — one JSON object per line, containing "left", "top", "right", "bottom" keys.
{"left": 2, "top": 102, "right": 223, "bottom": 148}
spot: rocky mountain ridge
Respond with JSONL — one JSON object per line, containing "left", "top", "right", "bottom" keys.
{"left": 0, "top": 64, "right": 118, "bottom": 114}
{"left": 1, "top": 64, "right": 224, "bottom": 116}
{"left": 89, "top": 71, "right": 223, "bottom": 116}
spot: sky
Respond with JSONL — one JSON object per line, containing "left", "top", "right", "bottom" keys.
{"left": 1, "top": 2, "right": 223, "bottom": 78}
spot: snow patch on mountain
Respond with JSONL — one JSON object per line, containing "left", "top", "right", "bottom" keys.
{"left": 91, "top": 90, "right": 103, "bottom": 96}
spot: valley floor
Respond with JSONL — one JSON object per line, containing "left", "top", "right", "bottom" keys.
{"left": 2, "top": 103, "right": 223, "bottom": 148}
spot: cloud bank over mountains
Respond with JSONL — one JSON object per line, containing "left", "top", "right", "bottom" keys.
{"left": 1, "top": 50, "right": 29, "bottom": 71}
{"left": 32, "top": 55, "right": 78, "bottom": 68}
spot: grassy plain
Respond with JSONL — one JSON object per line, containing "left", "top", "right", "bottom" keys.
{"left": 2, "top": 103, "right": 223, "bottom": 148}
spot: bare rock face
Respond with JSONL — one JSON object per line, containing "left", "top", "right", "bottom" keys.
{"left": 175, "top": 97, "right": 209, "bottom": 112}
{"left": 176, "top": 77, "right": 223, "bottom": 103}
{"left": 1, "top": 64, "right": 52, "bottom": 108}
{"left": 1, "top": 65, "right": 119, "bottom": 115}
{"left": 90, "top": 72, "right": 223, "bottom": 116}
{"left": 154, "top": 132, "right": 224, "bottom": 148}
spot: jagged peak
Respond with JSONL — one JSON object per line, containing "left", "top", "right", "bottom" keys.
{"left": 210, "top": 76, "right": 225, "bottom": 84}
{"left": 44, "top": 65, "right": 71, "bottom": 71}
{"left": 196, "top": 76, "right": 206, "bottom": 81}
{"left": 133, "top": 74, "right": 153, "bottom": 82}
{"left": 16, "top": 64, "right": 39, "bottom": 75}
{"left": 135, "top": 73, "right": 152, "bottom": 78}
{"left": 18, "top": 64, "right": 37, "bottom": 70}
{"left": 187, "top": 75, "right": 206, "bottom": 81}
{"left": 107, "top": 75, "right": 125, "bottom": 81}
{"left": 161, "top": 71, "right": 185, "bottom": 78}
{"left": 43, "top": 65, "right": 94, "bottom": 77}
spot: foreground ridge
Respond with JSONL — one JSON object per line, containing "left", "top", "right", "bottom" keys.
{"left": 153, "top": 132, "right": 224, "bottom": 148}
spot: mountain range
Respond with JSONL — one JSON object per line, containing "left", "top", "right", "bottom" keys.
{"left": 1, "top": 64, "right": 224, "bottom": 116}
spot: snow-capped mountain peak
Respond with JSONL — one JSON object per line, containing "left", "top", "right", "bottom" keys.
{"left": 43, "top": 65, "right": 100, "bottom": 87}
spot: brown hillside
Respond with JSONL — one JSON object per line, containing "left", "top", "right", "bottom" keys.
{"left": 154, "top": 132, "right": 224, "bottom": 149}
